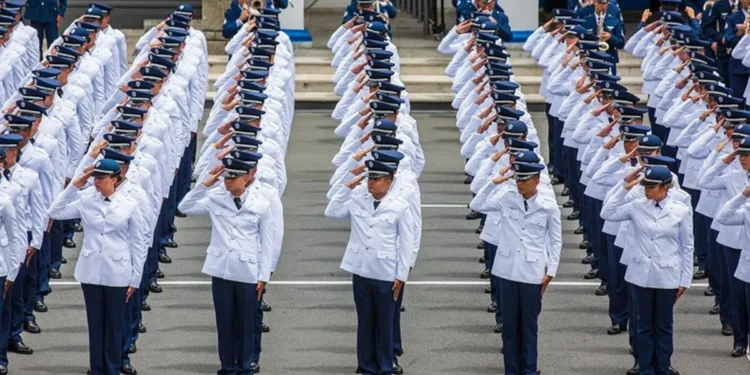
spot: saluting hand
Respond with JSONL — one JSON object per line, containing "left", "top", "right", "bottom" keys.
{"left": 346, "top": 174, "right": 366, "bottom": 189}
{"left": 203, "top": 166, "right": 225, "bottom": 187}
{"left": 618, "top": 148, "right": 638, "bottom": 164}
{"left": 73, "top": 169, "right": 94, "bottom": 189}
{"left": 89, "top": 140, "right": 108, "bottom": 158}
{"left": 456, "top": 20, "right": 472, "bottom": 34}
{"left": 353, "top": 146, "right": 374, "bottom": 162}
{"left": 623, "top": 165, "right": 645, "bottom": 183}
{"left": 624, "top": 176, "right": 643, "bottom": 191}
{"left": 723, "top": 149, "right": 739, "bottom": 164}
{"left": 350, "top": 164, "right": 366, "bottom": 176}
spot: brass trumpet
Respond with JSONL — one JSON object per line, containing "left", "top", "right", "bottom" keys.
{"left": 703, "top": 0, "right": 714, "bottom": 11}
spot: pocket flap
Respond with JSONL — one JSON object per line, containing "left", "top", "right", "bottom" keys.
{"left": 377, "top": 250, "right": 397, "bottom": 261}
{"left": 240, "top": 252, "right": 257, "bottom": 263}
{"left": 112, "top": 252, "right": 129, "bottom": 261}
{"left": 207, "top": 247, "right": 221, "bottom": 256}
{"left": 526, "top": 251, "right": 542, "bottom": 263}
{"left": 346, "top": 244, "right": 360, "bottom": 253}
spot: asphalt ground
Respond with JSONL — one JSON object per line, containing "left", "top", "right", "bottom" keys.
{"left": 8, "top": 110, "right": 750, "bottom": 375}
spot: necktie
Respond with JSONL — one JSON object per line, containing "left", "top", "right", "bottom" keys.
{"left": 2, "top": 169, "right": 10, "bottom": 181}
{"left": 57, "top": 88, "right": 64, "bottom": 97}
{"left": 630, "top": 158, "right": 638, "bottom": 167}
{"left": 655, "top": 202, "right": 661, "bottom": 209}
{"left": 374, "top": 200, "right": 381, "bottom": 210}
{"left": 524, "top": 200, "right": 529, "bottom": 212}
{"left": 104, "top": 197, "right": 111, "bottom": 202}
{"left": 234, "top": 197, "right": 242, "bottom": 210}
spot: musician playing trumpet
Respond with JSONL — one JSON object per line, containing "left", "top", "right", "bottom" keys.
{"left": 222, "top": 0, "right": 289, "bottom": 40}
{"left": 582, "top": 0, "right": 625, "bottom": 73}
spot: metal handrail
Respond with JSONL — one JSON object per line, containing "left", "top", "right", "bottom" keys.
{"left": 393, "top": 0, "right": 445, "bottom": 37}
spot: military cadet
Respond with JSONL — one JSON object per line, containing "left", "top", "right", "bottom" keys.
{"left": 178, "top": 155, "right": 280, "bottom": 375}
{"left": 699, "top": 133, "right": 750, "bottom": 357}
{"left": 324, "top": 158, "right": 415, "bottom": 375}
{"left": 581, "top": 0, "right": 625, "bottom": 74}
{"left": 48, "top": 159, "right": 147, "bottom": 375}
{"left": 702, "top": 0, "right": 737, "bottom": 83}
{"left": 601, "top": 165, "right": 694, "bottom": 375}
{"left": 470, "top": 155, "right": 561, "bottom": 375}
{"left": 723, "top": 0, "right": 750, "bottom": 98}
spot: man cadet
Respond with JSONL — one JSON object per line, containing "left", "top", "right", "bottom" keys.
{"left": 179, "top": 153, "right": 281, "bottom": 375}
{"left": 470, "top": 154, "right": 561, "bottom": 375}
{"left": 582, "top": 0, "right": 625, "bottom": 73}
{"left": 699, "top": 131, "right": 750, "bottom": 357}
{"left": 325, "top": 158, "right": 415, "bottom": 375}
{"left": 23, "top": 0, "right": 65, "bottom": 58}
{"left": 702, "top": 0, "right": 738, "bottom": 83}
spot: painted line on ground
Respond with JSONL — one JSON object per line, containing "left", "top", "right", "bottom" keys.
{"left": 421, "top": 204, "right": 468, "bottom": 208}
{"left": 49, "top": 280, "right": 711, "bottom": 287}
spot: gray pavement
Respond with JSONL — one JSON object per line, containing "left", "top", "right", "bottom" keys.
{"left": 9, "top": 111, "right": 750, "bottom": 375}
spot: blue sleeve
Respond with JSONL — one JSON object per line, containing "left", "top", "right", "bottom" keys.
{"left": 222, "top": 6, "right": 242, "bottom": 40}
{"left": 59, "top": 0, "right": 67, "bottom": 16}
{"left": 567, "top": 0, "right": 579, "bottom": 10}
{"left": 725, "top": 16, "right": 740, "bottom": 48}
{"left": 273, "top": 0, "right": 289, "bottom": 9}
{"left": 495, "top": 12, "right": 513, "bottom": 42}
{"left": 689, "top": 18, "right": 703, "bottom": 38}
{"left": 635, "top": 22, "right": 645, "bottom": 33}
{"left": 385, "top": 4, "right": 397, "bottom": 19}
{"left": 609, "top": 21, "right": 625, "bottom": 49}
{"left": 702, "top": 8, "right": 722, "bottom": 43}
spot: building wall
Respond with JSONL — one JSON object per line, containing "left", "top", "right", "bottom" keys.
{"left": 60, "top": 0, "right": 202, "bottom": 29}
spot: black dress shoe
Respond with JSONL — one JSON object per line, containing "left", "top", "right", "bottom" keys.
{"left": 0, "top": 365, "right": 7, "bottom": 375}
{"left": 121, "top": 363, "right": 137, "bottom": 375}
{"left": 87, "top": 370, "right": 91, "bottom": 375}
{"left": 583, "top": 269, "right": 598, "bottom": 280}
{"left": 494, "top": 324, "right": 503, "bottom": 333}
{"left": 464, "top": 175, "right": 473, "bottom": 184}
{"left": 480, "top": 269, "right": 490, "bottom": 279}
{"left": 72, "top": 222, "right": 83, "bottom": 232}
{"left": 24, "top": 320, "right": 41, "bottom": 334}
{"left": 551, "top": 176, "right": 563, "bottom": 185}
{"left": 581, "top": 254, "right": 593, "bottom": 265}
{"left": 487, "top": 302, "right": 497, "bottom": 313}
{"left": 595, "top": 283, "right": 608, "bottom": 296}
{"left": 190, "top": 175, "right": 196, "bottom": 183}
{"left": 149, "top": 281, "right": 162, "bottom": 293}
{"left": 165, "top": 239, "right": 178, "bottom": 248}
{"left": 156, "top": 269, "right": 165, "bottom": 279}
{"left": 34, "top": 300, "right": 48, "bottom": 313}
{"left": 669, "top": 366, "right": 679, "bottom": 375}
{"left": 9, "top": 341, "right": 33, "bottom": 354}
{"left": 562, "top": 200, "right": 575, "bottom": 208}
{"left": 479, "top": 257, "right": 486, "bottom": 264}
{"left": 128, "top": 343, "right": 137, "bottom": 354}
{"left": 49, "top": 268, "right": 62, "bottom": 279}
{"left": 693, "top": 269, "right": 708, "bottom": 280}
{"left": 722, "top": 323, "right": 733, "bottom": 336}
{"left": 141, "top": 301, "right": 151, "bottom": 311}
{"left": 607, "top": 324, "right": 627, "bottom": 335}
{"left": 731, "top": 347, "right": 747, "bottom": 357}
{"left": 175, "top": 210, "right": 187, "bottom": 218}
{"left": 501, "top": 346, "right": 504, "bottom": 354}
{"left": 627, "top": 362, "right": 639, "bottom": 375}
{"left": 158, "top": 253, "right": 172, "bottom": 264}
{"left": 477, "top": 241, "right": 485, "bottom": 249}
{"left": 261, "top": 300, "right": 272, "bottom": 312}
{"left": 393, "top": 358, "right": 404, "bottom": 375}
{"left": 138, "top": 323, "right": 147, "bottom": 333}
{"left": 579, "top": 240, "right": 590, "bottom": 250}
{"left": 561, "top": 187, "right": 570, "bottom": 196}
{"left": 574, "top": 226, "right": 584, "bottom": 235}
{"left": 704, "top": 286, "right": 716, "bottom": 296}
{"left": 262, "top": 324, "right": 270, "bottom": 333}
{"left": 566, "top": 210, "right": 580, "bottom": 220}
{"left": 251, "top": 362, "right": 260, "bottom": 373}
{"left": 475, "top": 224, "right": 483, "bottom": 234}
{"left": 63, "top": 238, "right": 76, "bottom": 248}
{"left": 170, "top": 224, "right": 177, "bottom": 233}
{"left": 61, "top": 256, "right": 67, "bottom": 264}
{"left": 484, "top": 286, "right": 491, "bottom": 294}
{"left": 709, "top": 303, "right": 720, "bottom": 315}
{"left": 466, "top": 210, "right": 481, "bottom": 220}
{"left": 401, "top": 305, "right": 405, "bottom": 312}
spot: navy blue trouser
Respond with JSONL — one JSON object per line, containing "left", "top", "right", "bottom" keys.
{"left": 586, "top": 197, "right": 605, "bottom": 275}
{"left": 122, "top": 263, "right": 149, "bottom": 365}
{"left": 37, "top": 223, "right": 61, "bottom": 303}
{"left": 353, "top": 274, "right": 395, "bottom": 375}
{"left": 499, "top": 278, "right": 542, "bottom": 375}
{"left": 607, "top": 237, "right": 628, "bottom": 327}
{"left": 710, "top": 229, "right": 730, "bottom": 325}
{"left": 159, "top": 181, "right": 178, "bottom": 255}
{"left": 81, "top": 283, "right": 127, "bottom": 375}
{"left": 0, "top": 274, "right": 11, "bottom": 367}
{"left": 486, "top": 243, "right": 502, "bottom": 325}
{"left": 251, "top": 293, "right": 264, "bottom": 363}
{"left": 52, "top": 219, "right": 71, "bottom": 270}
{"left": 729, "top": 73, "right": 750, "bottom": 104}
{"left": 724, "top": 246, "right": 748, "bottom": 350}
{"left": 30, "top": 22, "right": 58, "bottom": 60}
{"left": 684, "top": 189, "right": 708, "bottom": 271}
{"left": 393, "top": 284, "right": 405, "bottom": 359}
{"left": 211, "top": 277, "right": 257, "bottom": 375}
{"left": 552, "top": 118, "right": 565, "bottom": 180}
{"left": 10, "top": 232, "right": 33, "bottom": 348}
{"left": 628, "top": 282, "right": 639, "bottom": 360}
{"left": 633, "top": 285, "right": 677, "bottom": 375}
